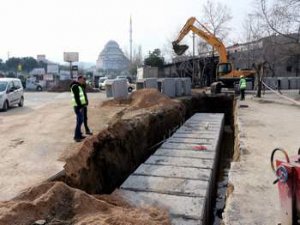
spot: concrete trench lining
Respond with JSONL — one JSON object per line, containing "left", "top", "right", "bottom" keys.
{"left": 120, "top": 113, "right": 225, "bottom": 225}
{"left": 52, "top": 93, "right": 234, "bottom": 223}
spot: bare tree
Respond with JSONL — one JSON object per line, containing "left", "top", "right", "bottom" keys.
{"left": 260, "top": 0, "right": 300, "bottom": 76}
{"left": 197, "top": 0, "right": 232, "bottom": 55}
{"left": 260, "top": 0, "right": 300, "bottom": 40}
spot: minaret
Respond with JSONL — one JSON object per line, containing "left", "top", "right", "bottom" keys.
{"left": 129, "top": 15, "right": 133, "bottom": 63}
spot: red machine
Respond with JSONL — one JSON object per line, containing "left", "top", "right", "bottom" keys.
{"left": 271, "top": 148, "right": 300, "bottom": 225}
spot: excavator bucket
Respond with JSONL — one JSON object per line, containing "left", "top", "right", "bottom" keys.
{"left": 172, "top": 42, "right": 189, "bottom": 56}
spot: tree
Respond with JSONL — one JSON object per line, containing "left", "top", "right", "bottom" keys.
{"left": 144, "top": 49, "right": 165, "bottom": 67}
{"left": 198, "top": 0, "right": 232, "bottom": 56}
{"left": 260, "top": 0, "right": 300, "bottom": 76}
{"left": 5, "top": 57, "right": 39, "bottom": 73}
{"left": 260, "top": 0, "right": 300, "bottom": 40}
{"left": 21, "top": 57, "right": 38, "bottom": 73}
{"left": 240, "top": 0, "right": 300, "bottom": 97}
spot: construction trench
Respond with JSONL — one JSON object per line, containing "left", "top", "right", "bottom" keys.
{"left": 0, "top": 90, "right": 237, "bottom": 225}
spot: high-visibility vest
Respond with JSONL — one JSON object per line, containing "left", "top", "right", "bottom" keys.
{"left": 71, "top": 85, "right": 87, "bottom": 106}
{"left": 240, "top": 78, "right": 246, "bottom": 90}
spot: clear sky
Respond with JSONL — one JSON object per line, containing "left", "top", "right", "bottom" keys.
{"left": 0, "top": 0, "right": 254, "bottom": 64}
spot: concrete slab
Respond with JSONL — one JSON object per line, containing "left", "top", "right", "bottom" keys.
{"left": 120, "top": 113, "right": 224, "bottom": 224}
{"left": 176, "top": 128, "right": 218, "bottom": 134}
{"left": 167, "top": 137, "right": 215, "bottom": 145}
{"left": 133, "top": 164, "right": 212, "bottom": 180}
{"left": 172, "top": 133, "right": 218, "bottom": 139}
{"left": 121, "top": 175, "right": 209, "bottom": 197}
{"left": 121, "top": 190, "right": 205, "bottom": 220}
{"left": 154, "top": 148, "right": 216, "bottom": 160}
{"left": 144, "top": 155, "right": 214, "bottom": 169}
{"left": 171, "top": 217, "right": 202, "bottom": 225}
{"left": 161, "top": 142, "right": 213, "bottom": 151}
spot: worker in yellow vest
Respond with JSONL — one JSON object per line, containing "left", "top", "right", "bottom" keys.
{"left": 82, "top": 77, "right": 92, "bottom": 135}
{"left": 70, "top": 75, "right": 87, "bottom": 142}
{"left": 239, "top": 75, "right": 247, "bottom": 100}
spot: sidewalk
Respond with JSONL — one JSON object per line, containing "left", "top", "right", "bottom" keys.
{"left": 223, "top": 94, "right": 300, "bottom": 225}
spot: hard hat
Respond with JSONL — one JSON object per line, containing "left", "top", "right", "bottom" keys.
{"left": 240, "top": 75, "right": 244, "bottom": 78}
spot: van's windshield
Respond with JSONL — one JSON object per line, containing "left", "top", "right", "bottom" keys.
{"left": 0, "top": 81, "right": 8, "bottom": 92}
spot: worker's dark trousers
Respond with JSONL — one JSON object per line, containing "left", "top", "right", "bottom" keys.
{"left": 83, "top": 106, "right": 91, "bottom": 133}
{"left": 74, "top": 106, "right": 84, "bottom": 139}
{"left": 240, "top": 89, "right": 245, "bottom": 100}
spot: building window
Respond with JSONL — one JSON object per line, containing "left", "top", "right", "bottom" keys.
{"left": 286, "top": 66, "right": 292, "bottom": 72}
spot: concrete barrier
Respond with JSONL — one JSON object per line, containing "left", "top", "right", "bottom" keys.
{"left": 105, "top": 80, "right": 114, "bottom": 98}
{"left": 161, "top": 78, "right": 176, "bottom": 97}
{"left": 246, "top": 81, "right": 253, "bottom": 90}
{"left": 264, "top": 77, "right": 277, "bottom": 89}
{"left": 289, "top": 77, "right": 298, "bottom": 89}
{"left": 112, "top": 79, "right": 128, "bottom": 99}
{"left": 175, "top": 78, "right": 184, "bottom": 97}
{"left": 136, "top": 80, "right": 145, "bottom": 90}
{"left": 182, "top": 77, "right": 192, "bottom": 96}
{"left": 297, "top": 77, "right": 300, "bottom": 89}
{"left": 105, "top": 79, "right": 128, "bottom": 99}
{"left": 278, "top": 77, "right": 289, "bottom": 89}
{"left": 144, "top": 78, "right": 158, "bottom": 89}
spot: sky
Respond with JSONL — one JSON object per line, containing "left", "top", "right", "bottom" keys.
{"left": 0, "top": 0, "right": 254, "bottom": 64}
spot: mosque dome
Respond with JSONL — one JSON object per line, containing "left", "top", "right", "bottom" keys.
{"left": 96, "top": 40, "right": 129, "bottom": 71}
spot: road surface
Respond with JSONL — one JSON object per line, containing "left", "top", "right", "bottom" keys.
{"left": 0, "top": 91, "right": 120, "bottom": 200}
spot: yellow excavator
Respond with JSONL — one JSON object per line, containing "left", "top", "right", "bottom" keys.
{"left": 172, "top": 17, "right": 255, "bottom": 93}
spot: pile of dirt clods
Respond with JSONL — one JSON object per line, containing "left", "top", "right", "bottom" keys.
{"left": 0, "top": 182, "right": 170, "bottom": 225}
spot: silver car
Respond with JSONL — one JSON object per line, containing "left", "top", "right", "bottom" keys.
{"left": 0, "top": 78, "right": 24, "bottom": 111}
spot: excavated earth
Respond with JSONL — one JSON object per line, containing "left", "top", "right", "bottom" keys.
{"left": 0, "top": 89, "right": 234, "bottom": 225}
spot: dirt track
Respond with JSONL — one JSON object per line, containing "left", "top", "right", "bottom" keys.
{"left": 0, "top": 92, "right": 124, "bottom": 201}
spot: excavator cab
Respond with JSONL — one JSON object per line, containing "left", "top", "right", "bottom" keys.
{"left": 172, "top": 42, "right": 189, "bottom": 56}
{"left": 216, "top": 63, "right": 232, "bottom": 78}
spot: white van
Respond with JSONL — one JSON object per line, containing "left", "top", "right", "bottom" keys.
{"left": 0, "top": 78, "right": 24, "bottom": 111}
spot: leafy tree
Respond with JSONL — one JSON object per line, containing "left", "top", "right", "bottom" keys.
{"left": 21, "top": 57, "right": 38, "bottom": 73}
{"left": 6, "top": 57, "right": 21, "bottom": 72}
{"left": 0, "top": 59, "right": 7, "bottom": 71}
{"left": 5, "top": 57, "right": 39, "bottom": 73}
{"left": 144, "top": 49, "right": 165, "bottom": 67}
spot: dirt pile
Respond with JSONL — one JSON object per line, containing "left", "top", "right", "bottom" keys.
{"left": 102, "top": 89, "right": 179, "bottom": 110}
{"left": 0, "top": 182, "right": 170, "bottom": 225}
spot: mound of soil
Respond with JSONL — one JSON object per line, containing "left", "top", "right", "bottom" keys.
{"left": 102, "top": 89, "right": 179, "bottom": 110}
{"left": 0, "top": 182, "right": 170, "bottom": 225}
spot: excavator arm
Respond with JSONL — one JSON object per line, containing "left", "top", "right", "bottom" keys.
{"left": 172, "top": 17, "right": 228, "bottom": 64}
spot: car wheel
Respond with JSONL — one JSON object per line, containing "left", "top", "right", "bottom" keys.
{"left": 128, "top": 87, "right": 133, "bottom": 92}
{"left": 37, "top": 86, "right": 42, "bottom": 91}
{"left": 18, "top": 96, "right": 24, "bottom": 107}
{"left": 2, "top": 100, "right": 8, "bottom": 112}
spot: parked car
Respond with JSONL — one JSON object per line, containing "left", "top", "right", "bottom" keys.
{"left": 98, "top": 77, "right": 108, "bottom": 90}
{"left": 127, "top": 82, "right": 135, "bottom": 92}
{"left": 25, "top": 79, "right": 43, "bottom": 91}
{"left": 0, "top": 78, "right": 24, "bottom": 111}
{"left": 116, "top": 75, "right": 128, "bottom": 80}
{"left": 115, "top": 76, "right": 134, "bottom": 92}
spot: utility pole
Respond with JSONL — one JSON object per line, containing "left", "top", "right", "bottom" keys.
{"left": 130, "top": 15, "right": 133, "bottom": 63}
{"left": 192, "top": 32, "right": 195, "bottom": 85}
